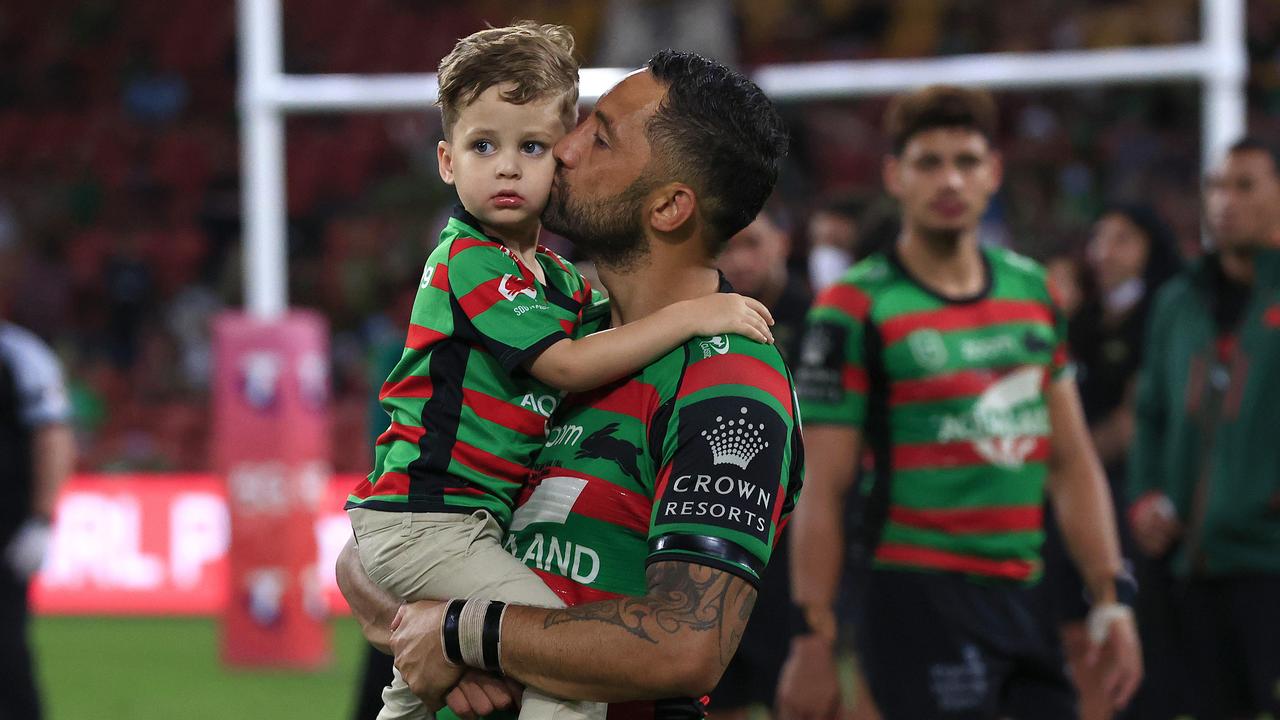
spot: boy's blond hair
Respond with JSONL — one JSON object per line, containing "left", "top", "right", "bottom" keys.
{"left": 437, "top": 21, "right": 580, "bottom": 138}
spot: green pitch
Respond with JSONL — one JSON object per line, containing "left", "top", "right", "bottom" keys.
{"left": 33, "top": 617, "right": 371, "bottom": 719}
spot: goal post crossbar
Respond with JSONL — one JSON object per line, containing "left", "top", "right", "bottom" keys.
{"left": 238, "top": 0, "right": 1245, "bottom": 318}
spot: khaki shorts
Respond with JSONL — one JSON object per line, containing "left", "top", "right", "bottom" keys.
{"left": 348, "top": 507, "right": 604, "bottom": 720}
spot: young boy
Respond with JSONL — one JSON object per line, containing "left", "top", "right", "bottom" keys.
{"left": 345, "top": 22, "right": 774, "bottom": 720}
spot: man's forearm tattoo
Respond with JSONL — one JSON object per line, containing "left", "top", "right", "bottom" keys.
{"left": 543, "top": 562, "right": 756, "bottom": 667}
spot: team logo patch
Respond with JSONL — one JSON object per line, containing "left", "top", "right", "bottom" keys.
{"left": 656, "top": 397, "right": 786, "bottom": 541}
{"left": 575, "top": 422, "right": 642, "bottom": 481}
{"left": 499, "top": 273, "right": 537, "bottom": 302}
{"left": 907, "top": 329, "right": 949, "bottom": 372}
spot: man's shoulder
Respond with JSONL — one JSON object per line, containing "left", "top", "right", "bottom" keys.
{"left": 667, "top": 335, "right": 795, "bottom": 413}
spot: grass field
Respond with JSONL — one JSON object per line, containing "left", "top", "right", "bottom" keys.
{"left": 33, "top": 617, "right": 371, "bottom": 719}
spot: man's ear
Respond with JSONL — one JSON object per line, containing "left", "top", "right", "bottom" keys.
{"left": 437, "top": 141, "right": 455, "bottom": 185}
{"left": 882, "top": 153, "right": 902, "bottom": 198}
{"left": 649, "top": 183, "right": 697, "bottom": 234}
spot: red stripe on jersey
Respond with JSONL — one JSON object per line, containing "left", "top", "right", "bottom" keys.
{"left": 890, "top": 369, "right": 1004, "bottom": 405}
{"left": 429, "top": 262, "right": 449, "bottom": 291}
{"left": 442, "top": 485, "right": 488, "bottom": 497}
{"left": 531, "top": 569, "right": 623, "bottom": 606}
{"left": 875, "top": 543, "right": 1037, "bottom": 581}
{"left": 375, "top": 422, "right": 425, "bottom": 446}
{"left": 380, "top": 374, "right": 433, "bottom": 400}
{"left": 463, "top": 388, "right": 547, "bottom": 437}
{"left": 453, "top": 440, "right": 530, "bottom": 485}
{"left": 529, "top": 468, "right": 651, "bottom": 534}
{"left": 457, "top": 277, "right": 509, "bottom": 320}
{"left": 888, "top": 505, "right": 1043, "bottom": 534}
{"left": 892, "top": 437, "right": 1050, "bottom": 470}
{"left": 448, "top": 236, "right": 503, "bottom": 258}
{"left": 817, "top": 283, "right": 871, "bottom": 320}
{"left": 559, "top": 318, "right": 575, "bottom": 337}
{"left": 350, "top": 471, "right": 411, "bottom": 499}
{"left": 679, "top": 354, "right": 793, "bottom": 416}
{"left": 844, "top": 366, "right": 868, "bottom": 393}
{"left": 568, "top": 379, "right": 660, "bottom": 422}
{"left": 406, "top": 323, "right": 446, "bottom": 351}
{"left": 1052, "top": 344, "right": 1069, "bottom": 373}
{"left": 880, "top": 300, "right": 1054, "bottom": 346}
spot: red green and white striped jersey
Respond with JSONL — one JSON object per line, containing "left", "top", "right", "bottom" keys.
{"left": 345, "top": 207, "right": 599, "bottom": 524}
{"left": 796, "top": 247, "right": 1069, "bottom": 583}
{"left": 505, "top": 312, "right": 803, "bottom": 607}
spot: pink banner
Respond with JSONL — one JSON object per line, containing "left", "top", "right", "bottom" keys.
{"left": 30, "top": 475, "right": 358, "bottom": 616}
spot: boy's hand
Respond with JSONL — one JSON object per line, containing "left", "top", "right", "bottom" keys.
{"left": 686, "top": 293, "right": 775, "bottom": 344}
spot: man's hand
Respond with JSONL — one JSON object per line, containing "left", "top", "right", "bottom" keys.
{"left": 390, "top": 599, "right": 463, "bottom": 711}
{"left": 1085, "top": 608, "right": 1143, "bottom": 710}
{"left": 1129, "top": 493, "right": 1182, "bottom": 557}
{"left": 776, "top": 634, "right": 843, "bottom": 720}
{"left": 445, "top": 670, "right": 525, "bottom": 719}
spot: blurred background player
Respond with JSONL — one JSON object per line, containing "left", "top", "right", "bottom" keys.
{"left": 780, "top": 85, "right": 1142, "bottom": 720}
{"left": 718, "top": 208, "right": 812, "bottom": 364}
{"left": 1040, "top": 205, "right": 1182, "bottom": 720}
{"left": 805, "top": 196, "right": 865, "bottom": 295}
{"left": 1128, "top": 137, "right": 1280, "bottom": 719}
{"left": 0, "top": 235, "right": 75, "bottom": 720}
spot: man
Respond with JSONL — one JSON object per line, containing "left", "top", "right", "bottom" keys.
{"left": 0, "top": 237, "right": 75, "bottom": 719}
{"left": 1128, "top": 137, "right": 1280, "bottom": 719}
{"left": 337, "top": 50, "right": 798, "bottom": 718}
{"left": 777, "top": 85, "right": 1142, "bottom": 720}
{"left": 718, "top": 210, "right": 812, "bottom": 363}
{"left": 806, "top": 196, "right": 863, "bottom": 294}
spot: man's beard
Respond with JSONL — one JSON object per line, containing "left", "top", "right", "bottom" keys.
{"left": 543, "top": 168, "right": 653, "bottom": 270}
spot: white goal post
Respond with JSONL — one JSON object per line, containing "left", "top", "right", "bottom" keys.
{"left": 237, "top": 0, "right": 1246, "bottom": 319}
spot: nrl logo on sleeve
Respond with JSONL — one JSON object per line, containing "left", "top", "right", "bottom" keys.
{"left": 499, "top": 273, "right": 537, "bottom": 302}
{"left": 699, "top": 334, "right": 731, "bottom": 358}
{"left": 701, "top": 406, "right": 771, "bottom": 469}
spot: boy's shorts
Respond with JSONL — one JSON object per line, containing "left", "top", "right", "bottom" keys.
{"left": 348, "top": 507, "right": 605, "bottom": 720}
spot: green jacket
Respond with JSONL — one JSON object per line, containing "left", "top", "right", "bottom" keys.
{"left": 1130, "top": 249, "right": 1280, "bottom": 578}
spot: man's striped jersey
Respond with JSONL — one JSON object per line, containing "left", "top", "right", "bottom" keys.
{"left": 345, "top": 207, "right": 599, "bottom": 525}
{"left": 506, "top": 311, "right": 804, "bottom": 606}
{"left": 796, "top": 247, "right": 1069, "bottom": 583}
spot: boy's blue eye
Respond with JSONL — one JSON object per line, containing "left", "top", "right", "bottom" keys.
{"left": 473, "top": 140, "right": 494, "bottom": 154}
{"left": 521, "top": 141, "right": 546, "bottom": 156}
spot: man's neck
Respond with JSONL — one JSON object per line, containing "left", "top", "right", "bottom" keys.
{"left": 897, "top": 224, "right": 986, "bottom": 298}
{"left": 597, "top": 251, "right": 720, "bottom": 326}
{"left": 1220, "top": 248, "right": 1256, "bottom": 286}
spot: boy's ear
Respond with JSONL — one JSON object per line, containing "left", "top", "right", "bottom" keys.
{"left": 437, "top": 140, "right": 455, "bottom": 185}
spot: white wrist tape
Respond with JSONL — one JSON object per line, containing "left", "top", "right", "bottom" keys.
{"left": 1086, "top": 602, "right": 1133, "bottom": 645}
{"left": 458, "top": 598, "right": 490, "bottom": 670}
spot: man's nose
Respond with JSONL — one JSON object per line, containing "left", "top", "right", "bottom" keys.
{"left": 554, "top": 127, "right": 584, "bottom": 168}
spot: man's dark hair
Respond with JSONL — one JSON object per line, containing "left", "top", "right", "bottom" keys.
{"left": 1228, "top": 136, "right": 1280, "bottom": 176}
{"left": 645, "top": 50, "right": 790, "bottom": 248}
{"left": 884, "top": 84, "right": 997, "bottom": 155}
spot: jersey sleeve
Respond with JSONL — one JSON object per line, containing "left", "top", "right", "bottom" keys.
{"left": 1044, "top": 278, "right": 1073, "bottom": 380}
{"left": 647, "top": 345, "right": 802, "bottom": 587}
{"left": 0, "top": 327, "right": 70, "bottom": 427}
{"left": 794, "top": 282, "right": 870, "bottom": 427}
{"left": 446, "top": 239, "right": 572, "bottom": 371}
